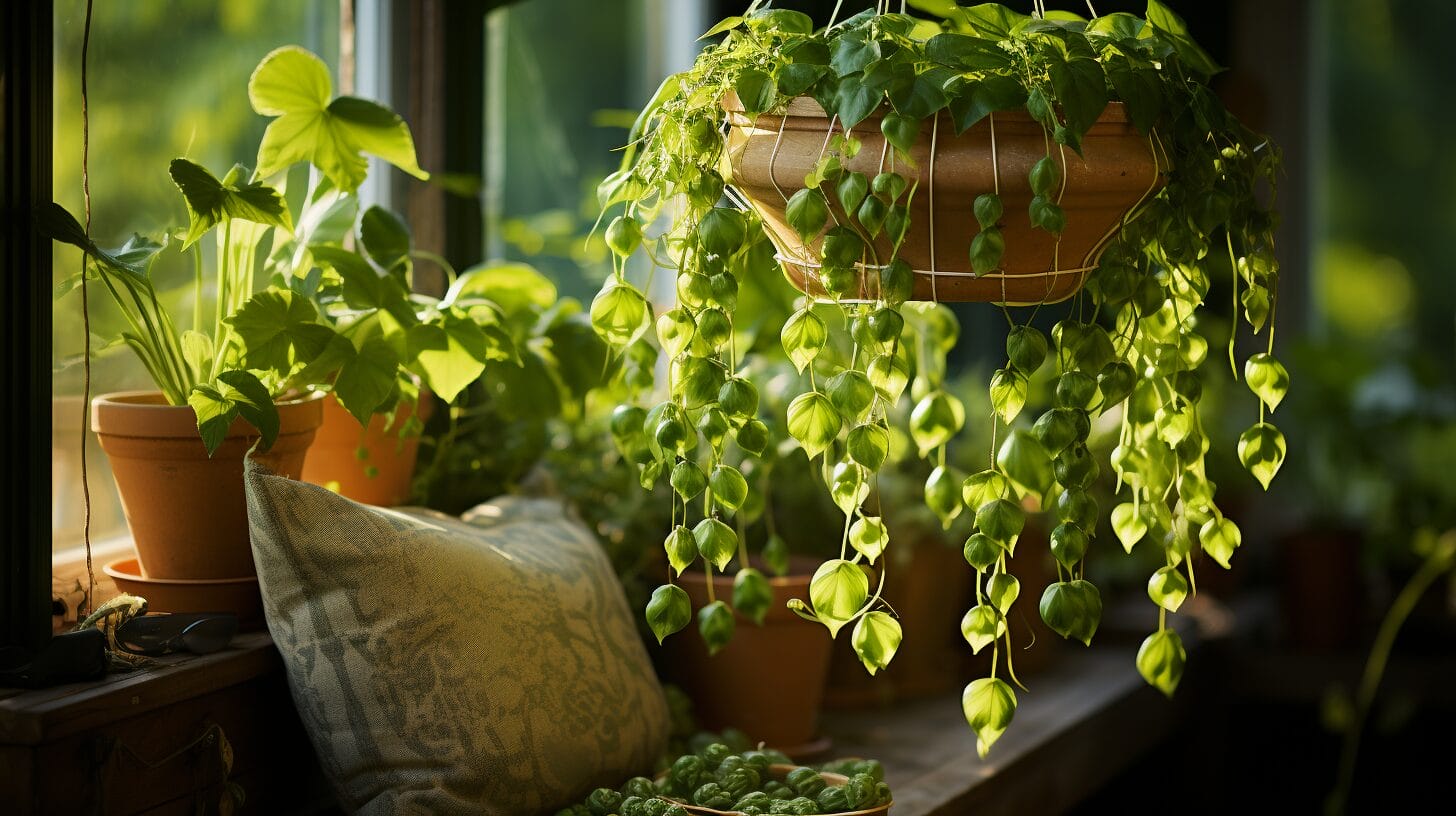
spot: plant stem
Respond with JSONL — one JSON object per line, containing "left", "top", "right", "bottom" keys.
{"left": 1326, "top": 532, "right": 1456, "bottom": 816}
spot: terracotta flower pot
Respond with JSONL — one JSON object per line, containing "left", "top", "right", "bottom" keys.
{"left": 664, "top": 560, "right": 835, "bottom": 757}
{"left": 301, "top": 393, "right": 432, "bottom": 506}
{"left": 724, "top": 96, "right": 1166, "bottom": 305}
{"left": 91, "top": 391, "right": 323, "bottom": 580}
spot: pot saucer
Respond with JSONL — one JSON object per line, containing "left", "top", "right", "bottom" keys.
{"left": 104, "top": 557, "right": 265, "bottom": 631}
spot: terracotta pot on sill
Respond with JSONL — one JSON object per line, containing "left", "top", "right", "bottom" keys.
{"left": 662, "top": 558, "right": 835, "bottom": 758}
{"left": 301, "top": 392, "right": 433, "bottom": 506}
{"left": 724, "top": 96, "right": 1167, "bottom": 305}
{"left": 91, "top": 390, "right": 323, "bottom": 581}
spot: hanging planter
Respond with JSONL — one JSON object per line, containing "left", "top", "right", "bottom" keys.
{"left": 724, "top": 95, "right": 1166, "bottom": 304}
{"left": 593, "top": 1, "right": 1289, "bottom": 757}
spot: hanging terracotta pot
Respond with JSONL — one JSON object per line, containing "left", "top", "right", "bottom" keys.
{"left": 91, "top": 391, "right": 323, "bottom": 581}
{"left": 724, "top": 96, "right": 1166, "bottom": 305}
{"left": 301, "top": 393, "right": 433, "bottom": 506}
{"left": 663, "top": 558, "right": 835, "bottom": 758}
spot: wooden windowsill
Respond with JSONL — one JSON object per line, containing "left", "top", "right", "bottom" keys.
{"left": 0, "top": 631, "right": 279, "bottom": 746}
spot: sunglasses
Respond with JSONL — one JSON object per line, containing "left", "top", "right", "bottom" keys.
{"left": 115, "top": 613, "right": 239, "bottom": 657}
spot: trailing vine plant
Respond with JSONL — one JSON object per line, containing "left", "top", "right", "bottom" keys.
{"left": 591, "top": 0, "right": 1286, "bottom": 755}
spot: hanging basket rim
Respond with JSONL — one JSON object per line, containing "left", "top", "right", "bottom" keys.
{"left": 722, "top": 91, "right": 1134, "bottom": 127}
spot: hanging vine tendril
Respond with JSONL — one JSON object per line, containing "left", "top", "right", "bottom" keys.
{"left": 79, "top": 0, "right": 97, "bottom": 614}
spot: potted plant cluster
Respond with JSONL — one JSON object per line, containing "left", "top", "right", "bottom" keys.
{"left": 42, "top": 46, "right": 515, "bottom": 620}
{"left": 591, "top": 1, "right": 1287, "bottom": 755}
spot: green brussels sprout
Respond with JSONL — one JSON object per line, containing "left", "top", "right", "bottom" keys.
{"left": 785, "top": 767, "right": 827, "bottom": 798}
{"left": 642, "top": 800, "right": 671, "bottom": 816}
{"left": 874, "top": 781, "right": 893, "bottom": 806}
{"left": 769, "top": 797, "right": 818, "bottom": 815}
{"left": 620, "top": 777, "right": 657, "bottom": 800}
{"left": 661, "top": 806, "right": 689, "bottom": 816}
{"left": 693, "top": 782, "right": 734, "bottom": 810}
{"left": 741, "top": 750, "right": 773, "bottom": 775}
{"left": 700, "top": 743, "right": 733, "bottom": 768}
{"left": 762, "top": 780, "right": 794, "bottom": 800}
{"left": 619, "top": 796, "right": 647, "bottom": 816}
{"left": 845, "top": 773, "right": 878, "bottom": 809}
{"left": 719, "top": 766, "right": 761, "bottom": 800}
{"left": 587, "top": 787, "right": 624, "bottom": 816}
{"left": 716, "top": 755, "right": 747, "bottom": 776}
{"left": 733, "top": 791, "right": 773, "bottom": 811}
{"left": 817, "top": 785, "right": 850, "bottom": 812}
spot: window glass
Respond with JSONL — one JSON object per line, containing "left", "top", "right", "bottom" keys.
{"left": 50, "top": 1, "right": 340, "bottom": 552}
{"left": 483, "top": 0, "right": 699, "bottom": 300}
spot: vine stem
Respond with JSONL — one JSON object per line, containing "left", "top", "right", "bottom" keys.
{"left": 79, "top": 0, "right": 97, "bottom": 613}
{"left": 1327, "top": 532, "right": 1456, "bottom": 815}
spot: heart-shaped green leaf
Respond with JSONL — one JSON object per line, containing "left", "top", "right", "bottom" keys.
{"left": 693, "top": 517, "right": 738, "bottom": 571}
{"left": 852, "top": 611, "right": 902, "bottom": 676}
{"left": 831, "top": 461, "right": 870, "bottom": 515}
{"left": 781, "top": 309, "right": 828, "bottom": 373}
{"left": 733, "top": 568, "right": 773, "bottom": 625}
{"left": 989, "top": 367, "right": 1028, "bottom": 424}
{"left": 698, "top": 600, "right": 736, "bottom": 655}
{"left": 1112, "top": 502, "right": 1149, "bottom": 553}
{"left": 962, "top": 469, "right": 1012, "bottom": 510}
{"left": 810, "top": 559, "right": 869, "bottom": 636}
{"left": 975, "top": 498, "right": 1025, "bottom": 545}
{"left": 1147, "top": 565, "right": 1189, "bottom": 613}
{"left": 787, "top": 392, "right": 843, "bottom": 459}
{"left": 710, "top": 465, "right": 749, "bottom": 512}
{"left": 910, "top": 391, "right": 966, "bottom": 455}
{"left": 827, "top": 370, "right": 877, "bottom": 424}
{"left": 926, "top": 465, "right": 966, "bottom": 528}
{"left": 590, "top": 283, "right": 651, "bottom": 347}
{"left": 996, "top": 430, "right": 1054, "bottom": 505}
{"left": 785, "top": 188, "right": 830, "bottom": 242}
{"left": 671, "top": 460, "right": 708, "bottom": 500}
{"left": 962, "top": 677, "right": 1017, "bottom": 758}
{"left": 849, "top": 516, "right": 890, "bottom": 564}
{"left": 1244, "top": 352, "right": 1290, "bottom": 412}
{"left": 1050, "top": 522, "right": 1089, "bottom": 569}
{"left": 664, "top": 526, "right": 698, "bottom": 576}
{"left": 963, "top": 532, "right": 1003, "bottom": 572}
{"left": 987, "top": 573, "right": 1020, "bottom": 614}
{"left": 960, "top": 604, "right": 1005, "bottom": 654}
{"left": 646, "top": 584, "right": 691, "bottom": 644}
{"left": 1136, "top": 628, "right": 1187, "bottom": 697}
{"left": 880, "top": 112, "right": 920, "bottom": 155}
{"left": 847, "top": 423, "right": 890, "bottom": 471}
{"left": 1238, "top": 422, "right": 1287, "bottom": 489}
{"left": 867, "top": 353, "right": 910, "bottom": 402}
{"left": 1200, "top": 516, "right": 1242, "bottom": 568}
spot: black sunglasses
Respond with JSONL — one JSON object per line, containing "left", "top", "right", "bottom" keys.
{"left": 115, "top": 613, "right": 239, "bottom": 657}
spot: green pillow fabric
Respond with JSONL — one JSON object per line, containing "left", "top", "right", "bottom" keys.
{"left": 244, "top": 460, "right": 669, "bottom": 815}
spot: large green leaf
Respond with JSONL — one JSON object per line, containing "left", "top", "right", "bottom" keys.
{"left": 226, "top": 290, "right": 337, "bottom": 375}
{"left": 1143, "top": 0, "right": 1222, "bottom": 77}
{"left": 169, "top": 159, "right": 291, "bottom": 248}
{"left": 331, "top": 335, "right": 400, "bottom": 426}
{"left": 250, "top": 46, "right": 428, "bottom": 192}
{"left": 1047, "top": 57, "right": 1108, "bottom": 145}
{"left": 946, "top": 74, "right": 1028, "bottom": 134}
{"left": 187, "top": 369, "right": 280, "bottom": 455}
{"left": 358, "top": 206, "right": 412, "bottom": 272}
{"left": 852, "top": 611, "right": 902, "bottom": 675}
{"left": 810, "top": 559, "right": 869, "bottom": 636}
{"left": 407, "top": 311, "right": 489, "bottom": 403}
{"left": 448, "top": 261, "right": 558, "bottom": 322}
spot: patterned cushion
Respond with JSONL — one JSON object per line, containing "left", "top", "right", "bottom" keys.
{"left": 244, "top": 460, "right": 669, "bottom": 815}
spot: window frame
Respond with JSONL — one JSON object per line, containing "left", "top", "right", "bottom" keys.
{"left": 3, "top": 0, "right": 56, "bottom": 652}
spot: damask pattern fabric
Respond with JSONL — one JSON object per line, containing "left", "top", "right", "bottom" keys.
{"left": 244, "top": 460, "right": 669, "bottom": 815}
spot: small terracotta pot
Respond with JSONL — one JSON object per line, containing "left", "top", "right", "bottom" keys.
{"left": 104, "top": 557, "right": 265, "bottom": 631}
{"left": 301, "top": 393, "right": 432, "bottom": 506}
{"left": 724, "top": 96, "right": 1166, "bottom": 305}
{"left": 91, "top": 391, "right": 323, "bottom": 580}
{"left": 665, "top": 560, "right": 835, "bottom": 756}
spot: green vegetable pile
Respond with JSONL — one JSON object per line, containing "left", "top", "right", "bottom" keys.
{"left": 553, "top": 744, "right": 891, "bottom": 816}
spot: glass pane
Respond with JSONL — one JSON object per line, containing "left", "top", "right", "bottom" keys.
{"left": 50, "top": 1, "right": 340, "bottom": 553}
{"left": 484, "top": 0, "right": 699, "bottom": 301}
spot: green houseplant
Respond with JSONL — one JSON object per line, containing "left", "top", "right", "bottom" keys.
{"left": 591, "top": 1, "right": 1288, "bottom": 755}
{"left": 39, "top": 46, "right": 505, "bottom": 597}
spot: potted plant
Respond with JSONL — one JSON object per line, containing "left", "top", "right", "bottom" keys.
{"left": 591, "top": 1, "right": 1287, "bottom": 755}
{"left": 39, "top": 46, "right": 458, "bottom": 615}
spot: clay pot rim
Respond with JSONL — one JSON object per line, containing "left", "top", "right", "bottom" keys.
{"left": 677, "top": 555, "right": 826, "bottom": 591}
{"left": 658, "top": 764, "right": 893, "bottom": 816}
{"left": 723, "top": 90, "right": 1132, "bottom": 125}
{"left": 104, "top": 556, "right": 259, "bottom": 586}
{"left": 91, "top": 389, "right": 325, "bottom": 438}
